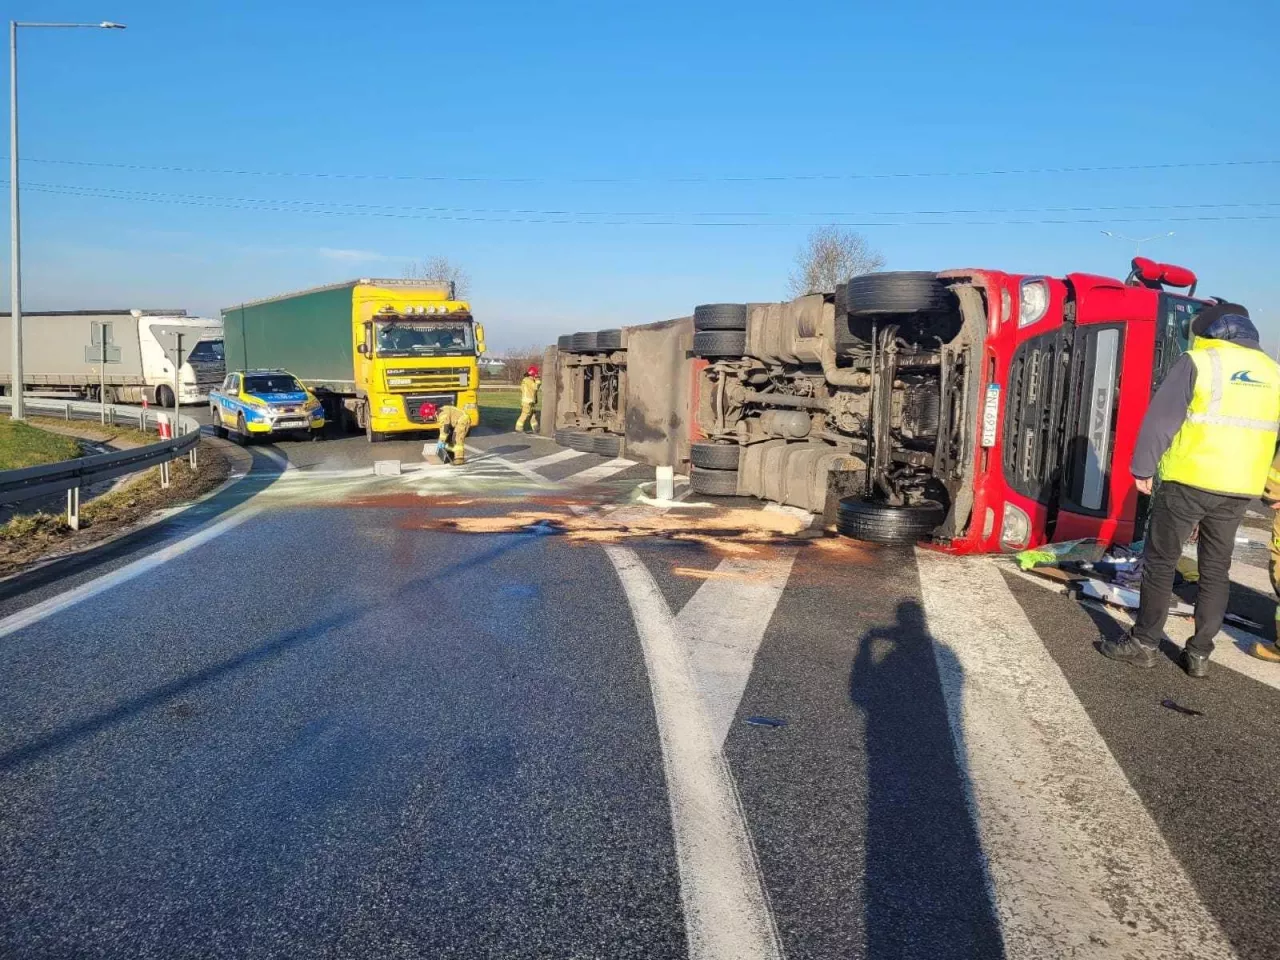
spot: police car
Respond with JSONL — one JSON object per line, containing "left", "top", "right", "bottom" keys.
{"left": 209, "top": 369, "right": 325, "bottom": 442}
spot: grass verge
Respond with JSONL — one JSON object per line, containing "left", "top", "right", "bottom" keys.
{"left": 479, "top": 387, "right": 526, "bottom": 432}
{"left": 0, "top": 419, "right": 83, "bottom": 470}
{"left": 0, "top": 440, "right": 233, "bottom": 578}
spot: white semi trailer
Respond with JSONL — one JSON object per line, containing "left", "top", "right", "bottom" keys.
{"left": 0, "top": 310, "right": 224, "bottom": 406}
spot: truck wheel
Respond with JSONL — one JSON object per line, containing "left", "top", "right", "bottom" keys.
{"left": 592, "top": 433, "right": 621, "bottom": 457}
{"left": 835, "top": 497, "right": 945, "bottom": 545}
{"left": 693, "top": 304, "right": 747, "bottom": 331}
{"left": 210, "top": 410, "right": 228, "bottom": 439}
{"left": 366, "top": 420, "right": 385, "bottom": 443}
{"left": 566, "top": 432, "right": 595, "bottom": 453}
{"left": 554, "top": 428, "right": 575, "bottom": 447}
{"left": 557, "top": 334, "right": 574, "bottom": 351}
{"left": 690, "top": 441, "right": 741, "bottom": 470}
{"left": 570, "top": 331, "right": 598, "bottom": 353}
{"left": 156, "top": 385, "right": 175, "bottom": 408}
{"left": 595, "top": 329, "right": 624, "bottom": 351}
{"left": 692, "top": 330, "right": 747, "bottom": 359}
{"left": 846, "top": 272, "right": 952, "bottom": 315}
{"left": 235, "top": 414, "right": 252, "bottom": 445}
{"left": 690, "top": 466, "right": 740, "bottom": 496}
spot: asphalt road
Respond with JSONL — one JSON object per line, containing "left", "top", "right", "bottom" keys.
{"left": 1, "top": 425, "right": 1277, "bottom": 959}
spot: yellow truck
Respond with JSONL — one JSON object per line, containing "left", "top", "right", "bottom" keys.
{"left": 222, "top": 279, "right": 485, "bottom": 441}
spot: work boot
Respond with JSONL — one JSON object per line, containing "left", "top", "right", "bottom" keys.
{"left": 1250, "top": 641, "right": 1280, "bottom": 663}
{"left": 1099, "top": 634, "right": 1158, "bottom": 669}
{"left": 1180, "top": 648, "right": 1210, "bottom": 679}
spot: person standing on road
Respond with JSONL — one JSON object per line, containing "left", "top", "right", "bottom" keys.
{"left": 419, "top": 402, "right": 473, "bottom": 465}
{"left": 1101, "top": 302, "right": 1280, "bottom": 678}
{"left": 514, "top": 365, "right": 541, "bottom": 434}
{"left": 1251, "top": 449, "right": 1280, "bottom": 663}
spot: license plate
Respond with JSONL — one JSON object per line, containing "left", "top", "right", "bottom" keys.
{"left": 275, "top": 420, "right": 309, "bottom": 430}
{"left": 981, "top": 384, "right": 1000, "bottom": 447}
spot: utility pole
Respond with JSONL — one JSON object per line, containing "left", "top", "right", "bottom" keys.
{"left": 8, "top": 19, "right": 126, "bottom": 420}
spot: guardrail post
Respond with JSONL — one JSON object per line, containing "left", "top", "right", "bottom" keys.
{"left": 64, "top": 402, "right": 71, "bottom": 421}
{"left": 66, "top": 486, "right": 80, "bottom": 531}
{"left": 160, "top": 460, "right": 171, "bottom": 490}
{"left": 106, "top": 406, "right": 114, "bottom": 426}
{"left": 188, "top": 443, "right": 198, "bottom": 471}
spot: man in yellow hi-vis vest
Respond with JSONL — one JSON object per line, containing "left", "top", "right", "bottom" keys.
{"left": 1102, "top": 302, "right": 1280, "bottom": 678}
{"left": 1251, "top": 449, "right": 1280, "bottom": 663}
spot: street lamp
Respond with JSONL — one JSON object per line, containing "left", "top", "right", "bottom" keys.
{"left": 8, "top": 20, "right": 125, "bottom": 420}
{"left": 1100, "top": 230, "right": 1175, "bottom": 258}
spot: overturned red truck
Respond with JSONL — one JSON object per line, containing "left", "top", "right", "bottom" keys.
{"left": 545, "top": 258, "right": 1205, "bottom": 553}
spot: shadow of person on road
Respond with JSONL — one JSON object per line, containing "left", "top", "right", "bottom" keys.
{"left": 849, "top": 599, "right": 1005, "bottom": 960}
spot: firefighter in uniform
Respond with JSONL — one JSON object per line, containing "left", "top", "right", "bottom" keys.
{"left": 419, "top": 402, "right": 472, "bottom": 465}
{"left": 514, "top": 365, "right": 541, "bottom": 433}
{"left": 1101, "top": 302, "right": 1280, "bottom": 678}
{"left": 1251, "top": 449, "right": 1280, "bottom": 663}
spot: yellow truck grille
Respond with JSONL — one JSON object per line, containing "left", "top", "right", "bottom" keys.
{"left": 383, "top": 366, "right": 470, "bottom": 393}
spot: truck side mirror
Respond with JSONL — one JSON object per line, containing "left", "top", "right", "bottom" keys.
{"left": 475, "top": 324, "right": 486, "bottom": 354}
{"left": 357, "top": 343, "right": 368, "bottom": 356}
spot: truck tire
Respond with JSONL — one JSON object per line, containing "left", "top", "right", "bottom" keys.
{"left": 156, "top": 385, "right": 175, "bottom": 408}
{"left": 210, "top": 410, "right": 228, "bottom": 439}
{"left": 570, "top": 331, "right": 598, "bottom": 353}
{"left": 693, "top": 303, "right": 747, "bottom": 331}
{"left": 690, "top": 441, "right": 741, "bottom": 470}
{"left": 835, "top": 497, "right": 945, "bottom": 545}
{"left": 690, "top": 465, "right": 740, "bottom": 496}
{"left": 366, "top": 418, "right": 385, "bottom": 443}
{"left": 557, "top": 334, "right": 574, "bottom": 351}
{"left": 846, "top": 272, "right": 951, "bottom": 315}
{"left": 833, "top": 282, "right": 850, "bottom": 317}
{"left": 595, "top": 329, "right": 624, "bottom": 351}
{"left": 592, "top": 433, "right": 621, "bottom": 457}
{"left": 554, "top": 428, "right": 575, "bottom": 447}
{"left": 566, "top": 431, "right": 596, "bottom": 453}
{"left": 692, "top": 330, "right": 747, "bottom": 359}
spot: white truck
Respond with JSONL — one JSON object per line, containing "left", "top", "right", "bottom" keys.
{"left": 0, "top": 310, "right": 224, "bottom": 406}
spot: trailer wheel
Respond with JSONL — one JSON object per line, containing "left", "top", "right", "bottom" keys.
{"left": 554, "top": 428, "right": 576, "bottom": 447}
{"left": 210, "top": 410, "right": 228, "bottom": 439}
{"left": 835, "top": 497, "right": 945, "bottom": 545}
{"left": 690, "top": 441, "right": 741, "bottom": 470}
{"left": 156, "top": 385, "right": 175, "bottom": 408}
{"left": 692, "top": 330, "right": 747, "bottom": 359}
{"left": 566, "top": 431, "right": 596, "bottom": 453}
{"left": 592, "top": 433, "right": 621, "bottom": 457}
{"left": 570, "top": 331, "right": 598, "bottom": 353}
{"left": 557, "top": 334, "right": 574, "bottom": 351}
{"left": 595, "top": 329, "right": 624, "bottom": 351}
{"left": 690, "top": 466, "right": 740, "bottom": 496}
{"left": 846, "top": 272, "right": 952, "bottom": 315}
{"left": 693, "top": 303, "right": 747, "bottom": 331}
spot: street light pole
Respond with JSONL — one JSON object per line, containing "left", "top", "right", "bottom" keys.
{"left": 7, "top": 20, "right": 125, "bottom": 421}
{"left": 1100, "top": 230, "right": 1176, "bottom": 258}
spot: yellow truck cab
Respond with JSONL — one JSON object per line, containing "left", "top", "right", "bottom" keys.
{"left": 222, "top": 279, "right": 486, "bottom": 442}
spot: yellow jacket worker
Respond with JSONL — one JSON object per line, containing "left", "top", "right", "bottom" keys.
{"left": 515, "top": 366, "right": 541, "bottom": 433}
{"left": 419, "top": 402, "right": 471, "bottom": 465}
{"left": 1252, "top": 449, "right": 1280, "bottom": 663}
{"left": 1101, "top": 302, "right": 1280, "bottom": 679}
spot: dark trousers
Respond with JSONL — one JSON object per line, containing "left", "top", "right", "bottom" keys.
{"left": 1133, "top": 481, "right": 1249, "bottom": 655}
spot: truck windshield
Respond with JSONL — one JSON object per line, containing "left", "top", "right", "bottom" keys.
{"left": 244, "top": 374, "right": 304, "bottom": 394}
{"left": 1153, "top": 294, "right": 1199, "bottom": 392}
{"left": 188, "top": 339, "right": 224, "bottom": 362}
{"left": 375, "top": 319, "right": 474, "bottom": 357}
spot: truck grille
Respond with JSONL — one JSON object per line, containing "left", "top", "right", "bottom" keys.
{"left": 383, "top": 366, "right": 470, "bottom": 393}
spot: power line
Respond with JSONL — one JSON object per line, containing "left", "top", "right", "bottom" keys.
{"left": 13, "top": 181, "right": 1280, "bottom": 227}
{"left": 4, "top": 154, "right": 1279, "bottom": 185}
{"left": 11, "top": 179, "right": 1280, "bottom": 219}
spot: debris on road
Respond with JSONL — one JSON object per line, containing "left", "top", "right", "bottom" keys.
{"left": 744, "top": 716, "right": 788, "bottom": 728}
{"left": 1015, "top": 538, "right": 1107, "bottom": 571}
{"left": 1161, "top": 699, "right": 1205, "bottom": 717}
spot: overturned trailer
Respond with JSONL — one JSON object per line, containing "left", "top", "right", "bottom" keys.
{"left": 548, "top": 260, "right": 1203, "bottom": 553}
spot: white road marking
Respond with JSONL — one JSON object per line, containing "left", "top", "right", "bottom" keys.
{"left": 516, "top": 448, "right": 590, "bottom": 472}
{"left": 605, "top": 545, "right": 784, "bottom": 960}
{"left": 915, "top": 550, "right": 1237, "bottom": 960}
{"left": 562, "top": 457, "right": 636, "bottom": 486}
{"left": 0, "top": 508, "right": 259, "bottom": 640}
{"left": 256, "top": 446, "right": 294, "bottom": 472}
{"left": 464, "top": 447, "right": 553, "bottom": 485}
{"left": 679, "top": 553, "right": 797, "bottom": 748}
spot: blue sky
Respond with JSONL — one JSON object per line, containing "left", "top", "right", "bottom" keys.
{"left": 4, "top": 0, "right": 1278, "bottom": 350}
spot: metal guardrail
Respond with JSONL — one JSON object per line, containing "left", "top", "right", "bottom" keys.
{"left": 0, "top": 396, "right": 203, "bottom": 526}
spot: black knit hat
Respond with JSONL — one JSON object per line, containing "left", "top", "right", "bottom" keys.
{"left": 1192, "top": 301, "right": 1250, "bottom": 337}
